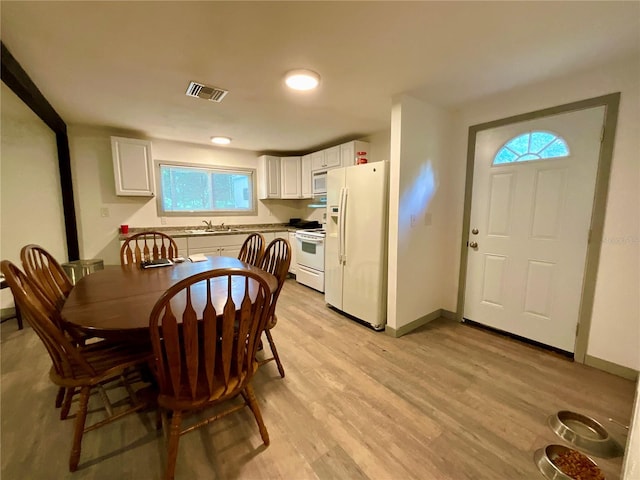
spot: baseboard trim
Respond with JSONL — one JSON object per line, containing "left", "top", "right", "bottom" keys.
{"left": 585, "top": 355, "right": 639, "bottom": 381}
{"left": 441, "top": 309, "right": 456, "bottom": 321}
{"left": 0, "top": 307, "right": 17, "bottom": 321}
{"left": 385, "top": 309, "right": 445, "bottom": 338}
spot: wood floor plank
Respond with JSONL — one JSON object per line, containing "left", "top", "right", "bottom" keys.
{"left": 1, "top": 278, "right": 636, "bottom": 479}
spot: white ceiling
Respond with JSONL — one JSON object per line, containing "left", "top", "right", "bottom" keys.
{"left": 1, "top": 1, "right": 638, "bottom": 154}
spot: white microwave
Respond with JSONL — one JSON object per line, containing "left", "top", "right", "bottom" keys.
{"left": 312, "top": 171, "right": 327, "bottom": 195}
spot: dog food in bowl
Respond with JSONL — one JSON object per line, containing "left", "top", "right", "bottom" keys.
{"left": 552, "top": 449, "right": 605, "bottom": 480}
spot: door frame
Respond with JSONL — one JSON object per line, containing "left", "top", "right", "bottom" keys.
{"left": 455, "top": 93, "right": 620, "bottom": 363}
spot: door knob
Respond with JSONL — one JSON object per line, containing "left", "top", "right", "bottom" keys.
{"left": 469, "top": 241, "right": 478, "bottom": 248}
{"left": 472, "top": 228, "right": 479, "bottom": 235}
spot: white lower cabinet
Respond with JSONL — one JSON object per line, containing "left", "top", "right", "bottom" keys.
{"left": 119, "top": 237, "right": 188, "bottom": 259}
{"left": 120, "top": 231, "right": 293, "bottom": 263}
{"left": 288, "top": 231, "right": 297, "bottom": 274}
{"left": 187, "top": 234, "right": 246, "bottom": 257}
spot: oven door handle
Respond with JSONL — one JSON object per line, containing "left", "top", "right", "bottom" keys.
{"left": 295, "top": 233, "right": 324, "bottom": 243}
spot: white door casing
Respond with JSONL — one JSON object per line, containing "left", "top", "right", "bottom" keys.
{"left": 464, "top": 106, "right": 605, "bottom": 352}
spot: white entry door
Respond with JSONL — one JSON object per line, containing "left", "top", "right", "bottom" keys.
{"left": 464, "top": 106, "right": 605, "bottom": 352}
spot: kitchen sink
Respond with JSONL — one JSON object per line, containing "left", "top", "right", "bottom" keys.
{"left": 184, "top": 228, "right": 242, "bottom": 235}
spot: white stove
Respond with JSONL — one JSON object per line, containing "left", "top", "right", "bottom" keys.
{"left": 295, "top": 228, "right": 326, "bottom": 292}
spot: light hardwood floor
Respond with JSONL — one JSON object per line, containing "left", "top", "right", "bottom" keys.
{"left": 1, "top": 278, "right": 636, "bottom": 479}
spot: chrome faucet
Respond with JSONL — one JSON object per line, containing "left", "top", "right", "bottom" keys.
{"left": 202, "top": 220, "right": 214, "bottom": 231}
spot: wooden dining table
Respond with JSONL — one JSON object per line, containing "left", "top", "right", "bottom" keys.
{"left": 61, "top": 256, "right": 277, "bottom": 341}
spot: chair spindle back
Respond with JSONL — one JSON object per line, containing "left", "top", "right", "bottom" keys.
{"left": 237, "top": 232, "right": 265, "bottom": 266}
{"left": 148, "top": 269, "right": 272, "bottom": 401}
{"left": 0, "top": 261, "right": 96, "bottom": 379}
{"left": 20, "top": 244, "right": 73, "bottom": 310}
{"left": 120, "top": 231, "right": 179, "bottom": 265}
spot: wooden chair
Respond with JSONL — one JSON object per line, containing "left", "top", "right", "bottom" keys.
{"left": 21, "top": 244, "right": 102, "bottom": 411}
{"left": 20, "top": 244, "right": 73, "bottom": 311}
{"left": 237, "top": 232, "right": 265, "bottom": 266}
{"left": 149, "top": 268, "right": 273, "bottom": 480}
{"left": 120, "top": 231, "right": 179, "bottom": 266}
{"left": 0, "top": 276, "right": 23, "bottom": 330}
{"left": 0, "top": 260, "right": 154, "bottom": 472}
{"left": 257, "top": 238, "right": 291, "bottom": 378}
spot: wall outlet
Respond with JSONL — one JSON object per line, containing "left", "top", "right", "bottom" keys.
{"left": 160, "top": 217, "right": 167, "bottom": 225}
{"left": 424, "top": 213, "right": 432, "bottom": 226}
{"left": 100, "top": 207, "right": 110, "bottom": 218}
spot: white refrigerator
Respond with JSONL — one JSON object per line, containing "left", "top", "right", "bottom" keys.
{"left": 325, "top": 162, "right": 389, "bottom": 330}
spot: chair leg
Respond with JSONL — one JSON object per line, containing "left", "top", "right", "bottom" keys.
{"left": 164, "top": 410, "right": 183, "bottom": 480}
{"left": 244, "top": 384, "right": 270, "bottom": 446}
{"left": 96, "top": 385, "right": 115, "bottom": 417}
{"left": 155, "top": 407, "right": 163, "bottom": 431}
{"left": 15, "top": 304, "right": 23, "bottom": 330}
{"left": 69, "top": 386, "right": 90, "bottom": 472}
{"left": 55, "top": 387, "right": 66, "bottom": 408}
{"left": 265, "top": 329, "right": 285, "bottom": 378}
{"left": 61, "top": 387, "right": 76, "bottom": 420}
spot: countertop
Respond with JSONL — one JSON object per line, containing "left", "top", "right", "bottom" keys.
{"left": 119, "top": 223, "right": 296, "bottom": 241}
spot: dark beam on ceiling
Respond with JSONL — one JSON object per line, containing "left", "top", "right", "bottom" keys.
{"left": 1, "top": 41, "right": 79, "bottom": 260}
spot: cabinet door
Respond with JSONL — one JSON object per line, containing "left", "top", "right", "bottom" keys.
{"left": 301, "top": 155, "right": 312, "bottom": 198}
{"left": 258, "top": 155, "right": 281, "bottom": 199}
{"left": 340, "top": 140, "right": 370, "bottom": 167}
{"left": 280, "top": 157, "right": 302, "bottom": 199}
{"left": 311, "top": 151, "right": 325, "bottom": 171}
{"left": 111, "top": 137, "right": 154, "bottom": 196}
{"left": 288, "top": 231, "right": 297, "bottom": 274}
{"left": 340, "top": 142, "right": 356, "bottom": 167}
{"left": 219, "top": 245, "right": 242, "bottom": 258}
{"left": 324, "top": 146, "right": 341, "bottom": 169}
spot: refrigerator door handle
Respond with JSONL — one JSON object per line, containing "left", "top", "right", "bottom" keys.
{"left": 341, "top": 187, "right": 348, "bottom": 264}
{"left": 338, "top": 187, "right": 344, "bottom": 263}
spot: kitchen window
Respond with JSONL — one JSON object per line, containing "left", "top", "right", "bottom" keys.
{"left": 157, "top": 162, "right": 256, "bottom": 216}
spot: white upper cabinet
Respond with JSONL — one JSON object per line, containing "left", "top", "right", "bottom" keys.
{"left": 311, "top": 146, "right": 341, "bottom": 172}
{"left": 258, "top": 155, "right": 281, "bottom": 199}
{"left": 111, "top": 136, "right": 154, "bottom": 196}
{"left": 301, "top": 154, "right": 312, "bottom": 198}
{"left": 340, "top": 140, "right": 369, "bottom": 167}
{"left": 280, "top": 156, "right": 302, "bottom": 199}
{"left": 310, "top": 141, "right": 369, "bottom": 172}
{"left": 324, "top": 145, "right": 341, "bottom": 169}
{"left": 311, "top": 151, "right": 324, "bottom": 171}
{"left": 259, "top": 140, "right": 369, "bottom": 200}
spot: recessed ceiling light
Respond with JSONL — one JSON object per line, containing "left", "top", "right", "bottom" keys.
{"left": 285, "top": 69, "right": 320, "bottom": 91}
{"left": 211, "top": 136, "right": 231, "bottom": 145}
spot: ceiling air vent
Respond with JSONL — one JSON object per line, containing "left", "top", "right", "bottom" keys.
{"left": 185, "top": 81, "right": 228, "bottom": 102}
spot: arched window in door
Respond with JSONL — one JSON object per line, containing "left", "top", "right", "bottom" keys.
{"left": 493, "top": 131, "right": 570, "bottom": 165}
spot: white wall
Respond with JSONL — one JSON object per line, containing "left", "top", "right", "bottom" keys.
{"left": 68, "top": 126, "right": 311, "bottom": 265}
{"left": 68, "top": 127, "right": 387, "bottom": 265}
{"left": 446, "top": 56, "right": 639, "bottom": 370}
{"left": 363, "top": 129, "right": 391, "bottom": 163}
{"left": 0, "top": 83, "right": 67, "bottom": 308}
{"left": 622, "top": 382, "right": 640, "bottom": 479}
{"left": 387, "top": 95, "right": 451, "bottom": 331}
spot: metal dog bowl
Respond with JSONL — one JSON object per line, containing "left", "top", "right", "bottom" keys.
{"left": 534, "top": 444, "right": 604, "bottom": 480}
{"left": 548, "top": 410, "right": 624, "bottom": 458}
